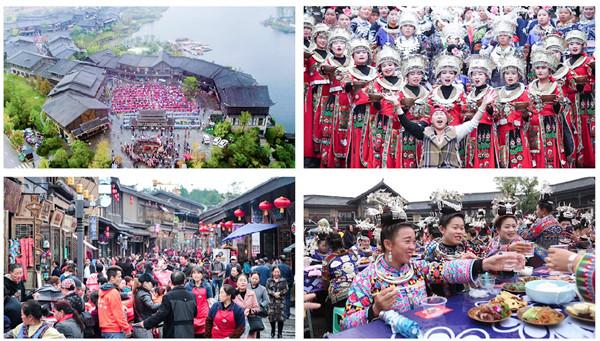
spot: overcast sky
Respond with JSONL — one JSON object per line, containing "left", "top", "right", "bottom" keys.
{"left": 301, "top": 170, "right": 592, "bottom": 202}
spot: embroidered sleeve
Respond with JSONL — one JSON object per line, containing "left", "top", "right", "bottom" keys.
{"left": 416, "top": 259, "right": 476, "bottom": 285}
{"left": 575, "top": 254, "right": 595, "bottom": 303}
{"left": 340, "top": 264, "right": 375, "bottom": 330}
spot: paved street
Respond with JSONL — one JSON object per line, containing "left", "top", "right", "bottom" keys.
{"left": 4, "top": 135, "right": 39, "bottom": 169}
{"left": 261, "top": 307, "right": 296, "bottom": 339}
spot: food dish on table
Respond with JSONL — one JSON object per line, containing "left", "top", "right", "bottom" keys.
{"left": 468, "top": 302, "right": 511, "bottom": 323}
{"left": 566, "top": 303, "right": 595, "bottom": 322}
{"left": 503, "top": 282, "right": 526, "bottom": 293}
{"left": 518, "top": 276, "right": 543, "bottom": 283}
{"left": 517, "top": 306, "right": 565, "bottom": 325}
{"left": 489, "top": 291, "right": 527, "bottom": 312}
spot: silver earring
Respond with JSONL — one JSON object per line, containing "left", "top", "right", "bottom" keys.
{"left": 388, "top": 251, "right": 392, "bottom": 262}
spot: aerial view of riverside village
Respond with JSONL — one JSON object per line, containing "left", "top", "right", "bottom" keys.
{"left": 4, "top": 7, "right": 295, "bottom": 169}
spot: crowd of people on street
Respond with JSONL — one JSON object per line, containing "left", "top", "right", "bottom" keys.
{"left": 304, "top": 186, "right": 595, "bottom": 336}
{"left": 110, "top": 83, "right": 197, "bottom": 114}
{"left": 304, "top": 6, "right": 595, "bottom": 168}
{"left": 121, "top": 132, "right": 181, "bottom": 168}
{"left": 4, "top": 249, "right": 294, "bottom": 339}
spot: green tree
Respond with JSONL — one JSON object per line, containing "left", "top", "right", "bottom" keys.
{"left": 39, "top": 79, "right": 52, "bottom": 96}
{"left": 27, "top": 76, "right": 36, "bottom": 88}
{"left": 494, "top": 177, "right": 540, "bottom": 213}
{"left": 5, "top": 97, "right": 32, "bottom": 129}
{"left": 68, "top": 140, "right": 95, "bottom": 168}
{"left": 182, "top": 76, "right": 198, "bottom": 100}
{"left": 37, "top": 158, "right": 50, "bottom": 168}
{"left": 265, "top": 124, "right": 285, "bottom": 145}
{"left": 4, "top": 112, "right": 15, "bottom": 134}
{"left": 239, "top": 111, "right": 252, "bottom": 128}
{"left": 90, "top": 139, "right": 112, "bottom": 168}
{"left": 36, "top": 74, "right": 43, "bottom": 90}
{"left": 11, "top": 130, "right": 25, "bottom": 147}
{"left": 50, "top": 148, "right": 70, "bottom": 168}
{"left": 42, "top": 119, "right": 59, "bottom": 138}
{"left": 213, "top": 121, "right": 232, "bottom": 138}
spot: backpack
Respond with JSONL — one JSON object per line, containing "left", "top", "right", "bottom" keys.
{"left": 81, "top": 311, "right": 95, "bottom": 338}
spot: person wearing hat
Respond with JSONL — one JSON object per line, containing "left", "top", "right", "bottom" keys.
{"left": 522, "top": 188, "right": 563, "bottom": 261}
{"left": 495, "top": 54, "right": 533, "bottom": 168}
{"left": 527, "top": 49, "right": 573, "bottom": 168}
{"left": 556, "top": 6, "right": 576, "bottom": 30}
{"left": 132, "top": 272, "right": 160, "bottom": 338}
{"left": 525, "top": 7, "right": 558, "bottom": 61}
{"left": 305, "top": 23, "right": 332, "bottom": 166}
{"left": 564, "top": 29, "right": 595, "bottom": 168}
{"left": 396, "top": 54, "right": 430, "bottom": 168}
{"left": 341, "top": 200, "right": 524, "bottom": 331}
{"left": 319, "top": 27, "right": 352, "bottom": 168}
{"left": 464, "top": 54, "right": 498, "bottom": 168}
{"left": 394, "top": 10, "right": 427, "bottom": 59}
{"left": 485, "top": 195, "right": 533, "bottom": 261}
{"left": 390, "top": 88, "right": 496, "bottom": 168}
{"left": 60, "top": 278, "right": 84, "bottom": 314}
{"left": 426, "top": 54, "right": 468, "bottom": 127}
{"left": 480, "top": 11, "right": 523, "bottom": 87}
{"left": 364, "top": 44, "right": 402, "bottom": 168}
{"left": 341, "top": 37, "right": 377, "bottom": 168}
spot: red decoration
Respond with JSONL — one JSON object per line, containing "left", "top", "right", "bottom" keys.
{"left": 105, "top": 226, "right": 109, "bottom": 232}
{"left": 224, "top": 221, "right": 234, "bottom": 228}
{"left": 105, "top": 232, "right": 109, "bottom": 238}
{"left": 199, "top": 221, "right": 204, "bottom": 226}
{"left": 259, "top": 201, "right": 273, "bottom": 216}
{"left": 234, "top": 209, "right": 245, "bottom": 221}
{"left": 274, "top": 197, "right": 291, "bottom": 213}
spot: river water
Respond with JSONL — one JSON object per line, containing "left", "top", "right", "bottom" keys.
{"left": 131, "top": 7, "right": 295, "bottom": 133}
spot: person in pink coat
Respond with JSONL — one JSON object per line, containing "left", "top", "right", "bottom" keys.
{"left": 233, "top": 274, "right": 260, "bottom": 338}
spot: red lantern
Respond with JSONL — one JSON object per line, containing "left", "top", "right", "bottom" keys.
{"left": 274, "top": 197, "right": 290, "bottom": 213}
{"left": 225, "top": 221, "right": 233, "bottom": 228}
{"left": 259, "top": 201, "right": 273, "bottom": 216}
{"left": 130, "top": 196, "right": 133, "bottom": 205}
{"left": 199, "top": 221, "right": 204, "bottom": 226}
{"left": 234, "top": 209, "right": 245, "bottom": 221}
{"left": 105, "top": 232, "right": 109, "bottom": 238}
{"left": 105, "top": 226, "right": 109, "bottom": 232}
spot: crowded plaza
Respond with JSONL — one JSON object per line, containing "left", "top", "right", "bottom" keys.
{"left": 304, "top": 6, "right": 596, "bottom": 168}
{"left": 303, "top": 176, "right": 595, "bottom": 338}
{"left": 3, "top": 176, "right": 296, "bottom": 338}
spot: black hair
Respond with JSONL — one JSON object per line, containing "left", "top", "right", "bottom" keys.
{"left": 191, "top": 266, "right": 207, "bottom": 277}
{"left": 53, "top": 260, "right": 59, "bottom": 267}
{"left": 537, "top": 201, "right": 553, "bottom": 214}
{"left": 439, "top": 212, "right": 465, "bottom": 229}
{"left": 231, "top": 264, "right": 242, "bottom": 276}
{"left": 98, "top": 276, "right": 108, "bottom": 285}
{"left": 428, "top": 225, "right": 442, "bottom": 239}
{"left": 9, "top": 263, "right": 24, "bottom": 272}
{"left": 106, "top": 266, "right": 122, "bottom": 281}
{"left": 21, "top": 299, "right": 43, "bottom": 320}
{"left": 480, "top": 226, "right": 491, "bottom": 236}
{"left": 326, "top": 232, "right": 344, "bottom": 251}
{"left": 270, "top": 266, "right": 281, "bottom": 274}
{"left": 90, "top": 290, "right": 100, "bottom": 307}
{"left": 495, "top": 215, "right": 517, "bottom": 230}
{"left": 96, "top": 263, "right": 104, "bottom": 273}
{"left": 250, "top": 271, "right": 261, "bottom": 279}
{"left": 171, "top": 271, "right": 186, "bottom": 286}
{"left": 222, "top": 284, "right": 237, "bottom": 299}
{"left": 467, "top": 227, "right": 478, "bottom": 237}
{"left": 54, "top": 299, "right": 85, "bottom": 331}
{"left": 558, "top": 216, "right": 573, "bottom": 223}
{"left": 380, "top": 222, "right": 415, "bottom": 253}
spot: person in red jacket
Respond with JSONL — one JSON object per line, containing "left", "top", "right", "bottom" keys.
{"left": 98, "top": 266, "right": 131, "bottom": 338}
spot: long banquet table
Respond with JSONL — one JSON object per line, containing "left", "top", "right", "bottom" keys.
{"left": 326, "top": 267, "right": 595, "bottom": 339}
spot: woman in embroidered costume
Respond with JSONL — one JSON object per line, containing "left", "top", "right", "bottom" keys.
{"left": 525, "top": 7, "right": 558, "bottom": 81}
{"left": 547, "top": 248, "right": 595, "bottom": 303}
{"left": 319, "top": 27, "right": 352, "bottom": 168}
{"left": 541, "top": 34, "right": 578, "bottom": 168}
{"left": 374, "top": 8, "right": 401, "bottom": 48}
{"left": 303, "top": 15, "right": 316, "bottom": 92}
{"left": 340, "top": 204, "right": 524, "bottom": 330}
{"left": 427, "top": 54, "right": 468, "bottom": 128}
{"left": 464, "top": 55, "right": 499, "bottom": 168}
{"left": 311, "top": 233, "right": 332, "bottom": 262}
{"left": 426, "top": 9, "right": 470, "bottom": 68}
{"left": 321, "top": 232, "right": 359, "bottom": 333}
{"left": 364, "top": 45, "right": 402, "bottom": 168}
{"left": 392, "top": 90, "right": 496, "bottom": 168}
{"left": 304, "top": 24, "right": 332, "bottom": 166}
{"left": 522, "top": 188, "right": 563, "bottom": 261}
{"left": 424, "top": 191, "right": 478, "bottom": 296}
{"left": 495, "top": 54, "right": 533, "bottom": 168}
{"left": 527, "top": 50, "right": 573, "bottom": 168}
{"left": 342, "top": 38, "right": 378, "bottom": 168}
{"left": 394, "top": 10, "right": 427, "bottom": 60}
{"left": 480, "top": 12, "right": 524, "bottom": 87}
{"left": 564, "top": 29, "right": 595, "bottom": 168}
{"left": 396, "top": 55, "right": 430, "bottom": 168}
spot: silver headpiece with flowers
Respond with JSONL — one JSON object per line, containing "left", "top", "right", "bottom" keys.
{"left": 539, "top": 181, "right": 554, "bottom": 204}
{"left": 430, "top": 189, "right": 464, "bottom": 213}
{"left": 556, "top": 202, "right": 577, "bottom": 219}
{"left": 491, "top": 194, "right": 520, "bottom": 216}
{"left": 366, "top": 189, "right": 408, "bottom": 222}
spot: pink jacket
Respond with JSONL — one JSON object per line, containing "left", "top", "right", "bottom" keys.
{"left": 233, "top": 289, "right": 259, "bottom": 315}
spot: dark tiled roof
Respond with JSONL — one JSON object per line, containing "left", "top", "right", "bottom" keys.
{"left": 87, "top": 49, "right": 116, "bottom": 67}
{"left": 180, "top": 58, "right": 224, "bottom": 78}
{"left": 212, "top": 68, "right": 257, "bottom": 89}
{"left": 42, "top": 92, "right": 108, "bottom": 127}
{"left": 46, "top": 59, "right": 82, "bottom": 76}
{"left": 221, "top": 85, "right": 274, "bottom": 108}
{"left": 304, "top": 195, "right": 353, "bottom": 206}
{"left": 347, "top": 179, "right": 401, "bottom": 204}
{"left": 7, "top": 50, "right": 53, "bottom": 69}
{"left": 551, "top": 177, "right": 595, "bottom": 193}
{"left": 48, "top": 67, "right": 105, "bottom": 97}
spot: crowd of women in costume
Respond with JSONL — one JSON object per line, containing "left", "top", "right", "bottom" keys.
{"left": 304, "top": 6, "right": 595, "bottom": 168}
{"left": 305, "top": 186, "right": 595, "bottom": 335}
{"left": 111, "top": 83, "right": 198, "bottom": 114}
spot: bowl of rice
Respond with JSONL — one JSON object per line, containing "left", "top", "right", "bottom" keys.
{"left": 525, "top": 280, "right": 575, "bottom": 305}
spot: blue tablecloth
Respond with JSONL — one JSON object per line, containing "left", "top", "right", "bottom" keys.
{"left": 326, "top": 267, "right": 594, "bottom": 339}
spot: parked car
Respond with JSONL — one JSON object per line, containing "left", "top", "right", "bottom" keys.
{"left": 218, "top": 140, "right": 229, "bottom": 148}
{"left": 203, "top": 135, "right": 211, "bottom": 144}
{"left": 212, "top": 137, "right": 221, "bottom": 145}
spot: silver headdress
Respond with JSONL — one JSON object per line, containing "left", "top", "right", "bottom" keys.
{"left": 430, "top": 189, "right": 464, "bottom": 213}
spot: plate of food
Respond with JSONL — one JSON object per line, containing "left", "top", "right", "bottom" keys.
{"left": 489, "top": 291, "right": 527, "bottom": 312}
{"left": 517, "top": 306, "right": 565, "bottom": 326}
{"left": 502, "top": 282, "right": 526, "bottom": 294}
{"left": 468, "top": 302, "right": 511, "bottom": 323}
{"left": 546, "top": 275, "right": 575, "bottom": 283}
{"left": 518, "top": 276, "right": 543, "bottom": 283}
{"left": 565, "top": 303, "right": 595, "bottom": 323}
